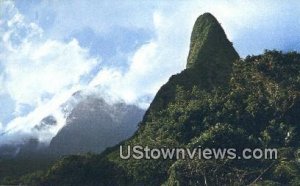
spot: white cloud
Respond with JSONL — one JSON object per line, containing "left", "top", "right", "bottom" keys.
{"left": 88, "top": 10, "right": 192, "bottom": 107}
{"left": 5, "top": 39, "right": 97, "bottom": 106}
{"left": 0, "top": 2, "right": 100, "bottom": 144}
{"left": 2, "top": 0, "right": 300, "bottom": 146}
{"left": 1, "top": 86, "right": 81, "bottom": 145}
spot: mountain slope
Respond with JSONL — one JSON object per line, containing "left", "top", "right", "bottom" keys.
{"left": 50, "top": 96, "right": 145, "bottom": 154}
{"left": 19, "top": 13, "right": 300, "bottom": 186}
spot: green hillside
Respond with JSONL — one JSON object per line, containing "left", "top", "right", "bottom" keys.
{"left": 6, "top": 13, "right": 300, "bottom": 186}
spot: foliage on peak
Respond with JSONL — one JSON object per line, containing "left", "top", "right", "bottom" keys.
{"left": 186, "top": 13, "right": 239, "bottom": 84}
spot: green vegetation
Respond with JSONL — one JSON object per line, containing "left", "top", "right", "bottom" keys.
{"left": 145, "top": 13, "right": 239, "bottom": 118}
{"left": 186, "top": 13, "right": 239, "bottom": 85}
{"left": 2, "top": 13, "right": 300, "bottom": 185}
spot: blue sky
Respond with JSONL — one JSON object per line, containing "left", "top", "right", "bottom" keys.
{"left": 1, "top": 0, "right": 300, "bottom": 145}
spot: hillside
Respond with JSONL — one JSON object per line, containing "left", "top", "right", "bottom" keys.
{"left": 9, "top": 13, "right": 300, "bottom": 186}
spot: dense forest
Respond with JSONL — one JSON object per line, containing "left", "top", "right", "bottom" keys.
{"left": 2, "top": 13, "right": 300, "bottom": 186}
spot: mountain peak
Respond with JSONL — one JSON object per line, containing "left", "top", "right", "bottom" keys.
{"left": 186, "top": 13, "right": 239, "bottom": 83}
{"left": 142, "top": 13, "right": 239, "bottom": 117}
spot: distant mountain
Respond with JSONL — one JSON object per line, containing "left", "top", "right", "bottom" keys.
{"left": 8, "top": 13, "right": 300, "bottom": 186}
{"left": 49, "top": 96, "right": 145, "bottom": 155}
{"left": 0, "top": 89, "right": 84, "bottom": 154}
{"left": 0, "top": 94, "right": 144, "bottom": 183}
{"left": 0, "top": 91, "right": 144, "bottom": 157}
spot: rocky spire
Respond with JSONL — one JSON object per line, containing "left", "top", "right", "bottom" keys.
{"left": 186, "top": 13, "right": 239, "bottom": 84}
{"left": 143, "top": 13, "right": 240, "bottom": 118}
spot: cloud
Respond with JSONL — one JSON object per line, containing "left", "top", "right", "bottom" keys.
{"left": 0, "top": 1, "right": 99, "bottom": 145}
{"left": 88, "top": 10, "right": 192, "bottom": 108}
{"left": 2, "top": 0, "right": 300, "bottom": 146}
{"left": 1, "top": 86, "right": 81, "bottom": 145}
{"left": 5, "top": 39, "right": 97, "bottom": 105}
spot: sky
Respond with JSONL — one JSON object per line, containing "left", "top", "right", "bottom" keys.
{"left": 1, "top": 0, "right": 300, "bottom": 145}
